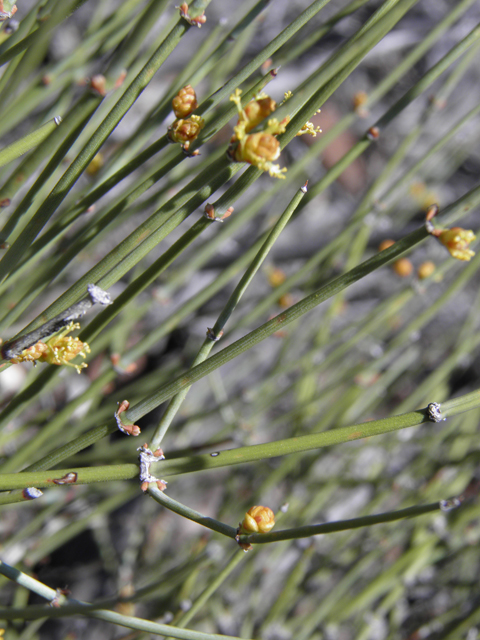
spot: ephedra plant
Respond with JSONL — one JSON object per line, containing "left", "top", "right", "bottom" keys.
{"left": 0, "top": 1, "right": 480, "bottom": 638}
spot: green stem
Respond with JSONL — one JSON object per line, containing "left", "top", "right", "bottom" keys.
{"left": 171, "top": 551, "right": 246, "bottom": 632}
{"left": 148, "top": 485, "right": 238, "bottom": 539}
{"left": 0, "top": 117, "right": 61, "bottom": 168}
{"left": 2, "top": 386, "right": 480, "bottom": 494}
{"left": 149, "top": 182, "right": 308, "bottom": 449}
{"left": 0, "top": 561, "right": 248, "bottom": 640}
{"left": 0, "top": 0, "right": 210, "bottom": 282}
{"left": 238, "top": 503, "right": 441, "bottom": 544}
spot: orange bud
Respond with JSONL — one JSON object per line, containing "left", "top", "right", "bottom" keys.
{"left": 393, "top": 258, "right": 413, "bottom": 277}
{"left": 438, "top": 227, "right": 476, "bottom": 261}
{"left": 267, "top": 267, "right": 286, "bottom": 288}
{"left": 417, "top": 261, "right": 435, "bottom": 280}
{"left": 278, "top": 293, "right": 294, "bottom": 308}
{"left": 172, "top": 85, "right": 198, "bottom": 119}
{"left": 241, "top": 505, "right": 275, "bottom": 534}
{"left": 378, "top": 239, "right": 395, "bottom": 252}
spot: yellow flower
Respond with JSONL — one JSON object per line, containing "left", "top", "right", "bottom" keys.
{"left": 228, "top": 90, "right": 287, "bottom": 178}
{"left": 296, "top": 121, "right": 321, "bottom": 137}
{"left": 172, "top": 85, "right": 198, "bottom": 119}
{"left": 10, "top": 322, "right": 90, "bottom": 373}
{"left": 438, "top": 227, "right": 476, "bottom": 261}
{"left": 241, "top": 505, "right": 275, "bottom": 534}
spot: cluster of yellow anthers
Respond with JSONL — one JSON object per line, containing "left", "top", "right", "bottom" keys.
{"left": 227, "top": 90, "right": 321, "bottom": 179}
{"left": 425, "top": 205, "right": 476, "bottom": 262}
{"left": 9, "top": 322, "right": 90, "bottom": 374}
{"left": 283, "top": 90, "right": 322, "bottom": 138}
{"left": 438, "top": 228, "right": 476, "bottom": 261}
{"left": 168, "top": 85, "right": 204, "bottom": 153}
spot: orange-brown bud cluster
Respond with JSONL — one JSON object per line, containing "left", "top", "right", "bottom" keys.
{"left": 168, "top": 114, "right": 205, "bottom": 152}
{"left": 172, "top": 85, "right": 198, "bottom": 119}
{"left": 240, "top": 505, "right": 275, "bottom": 534}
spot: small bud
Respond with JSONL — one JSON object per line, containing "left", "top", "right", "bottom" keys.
{"left": 438, "top": 227, "right": 476, "bottom": 261}
{"left": 378, "top": 239, "right": 395, "bottom": 252}
{"left": 417, "top": 261, "right": 435, "bottom": 280}
{"left": 206, "top": 327, "right": 223, "bottom": 341}
{"left": 115, "top": 400, "right": 141, "bottom": 436}
{"left": 393, "top": 258, "right": 413, "bottom": 277}
{"left": 53, "top": 472, "right": 78, "bottom": 485}
{"left": 114, "top": 70, "right": 127, "bottom": 89}
{"left": 177, "top": 3, "right": 206, "bottom": 27}
{"left": 367, "top": 126, "right": 380, "bottom": 140}
{"left": 240, "top": 505, "right": 275, "bottom": 534}
{"left": 86, "top": 153, "right": 104, "bottom": 176}
{"left": 353, "top": 91, "right": 368, "bottom": 116}
{"left": 172, "top": 85, "right": 198, "bottom": 118}
{"left": 425, "top": 203, "right": 439, "bottom": 223}
{"left": 278, "top": 292, "right": 294, "bottom": 308}
{"left": 267, "top": 267, "right": 286, "bottom": 288}
{"left": 90, "top": 74, "right": 107, "bottom": 96}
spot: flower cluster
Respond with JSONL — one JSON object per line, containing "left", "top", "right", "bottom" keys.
{"left": 227, "top": 90, "right": 321, "bottom": 178}
{"left": 227, "top": 89, "right": 288, "bottom": 179}
{"left": 438, "top": 227, "right": 476, "bottom": 261}
{"left": 168, "top": 85, "right": 204, "bottom": 153}
{"left": 425, "top": 207, "right": 476, "bottom": 262}
{"left": 9, "top": 322, "right": 90, "bottom": 373}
